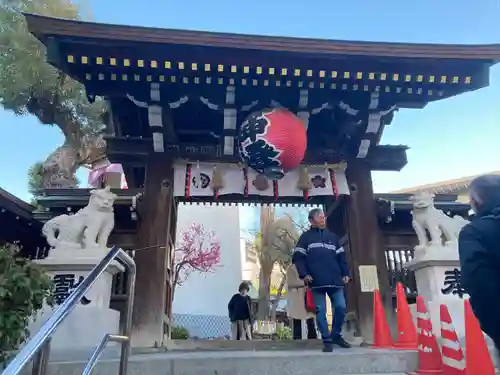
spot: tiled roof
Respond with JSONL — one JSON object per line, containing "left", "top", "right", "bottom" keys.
{"left": 0, "top": 187, "right": 36, "bottom": 220}
{"left": 23, "top": 13, "right": 500, "bottom": 61}
{"left": 390, "top": 171, "right": 500, "bottom": 194}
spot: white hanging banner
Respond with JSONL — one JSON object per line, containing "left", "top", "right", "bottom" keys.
{"left": 277, "top": 171, "right": 302, "bottom": 197}
{"left": 172, "top": 162, "right": 350, "bottom": 200}
{"left": 334, "top": 169, "right": 349, "bottom": 196}
{"left": 307, "top": 167, "right": 333, "bottom": 196}
{"left": 247, "top": 169, "right": 275, "bottom": 197}
{"left": 186, "top": 164, "right": 214, "bottom": 197}
{"left": 218, "top": 166, "right": 244, "bottom": 196}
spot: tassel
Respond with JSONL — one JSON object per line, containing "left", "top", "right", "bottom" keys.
{"left": 243, "top": 167, "right": 249, "bottom": 197}
{"left": 211, "top": 165, "right": 225, "bottom": 200}
{"left": 324, "top": 162, "right": 329, "bottom": 189}
{"left": 185, "top": 164, "right": 192, "bottom": 198}
{"left": 329, "top": 168, "right": 338, "bottom": 199}
{"left": 297, "top": 165, "right": 312, "bottom": 200}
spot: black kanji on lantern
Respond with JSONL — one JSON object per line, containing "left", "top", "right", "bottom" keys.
{"left": 239, "top": 111, "right": 271, "bottom": 144}
{"left": 241, "top": 139, "right": 280, "bottom": 173}
{"left": 53, "top": 274, "right": 92, "bottom": 306}
{"left": 441, "top": 268, "right": 467, "bottom": 299}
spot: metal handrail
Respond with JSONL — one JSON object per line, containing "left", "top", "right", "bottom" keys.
{"left": 2, "top": 246, "right": 136, "bottom": 375}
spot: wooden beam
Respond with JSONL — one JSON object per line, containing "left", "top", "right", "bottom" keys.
{"left": 106, "top": 136, "right": 409, "bottom": 171}
{"left": 366, "top": 145, "right": 408, "bottom": 171}
{"left": 325, "top": 195, "right": 344, "bottom": 217}
{"left": 105, "top": 136, "right": 150, "bottom": 166}
{"left": 45, "top": 36, "right": 64, "bottom": 69}
{"left": 162, "top": 108, "right": 178, "bottom": 143}
{"left": 35, "top": 188, "right": 141, "bottom": 207}
{"left": 109, "top": 230, "right": 137, "bottom": 249}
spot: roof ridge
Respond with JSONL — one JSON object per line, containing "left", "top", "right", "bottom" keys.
{"left": 389, "top": 170, "right": 500, "bottom": 193}
{"left": 0, "top": 187, "right": 35, "bottom": 212}
{"left": 23, "top": 13, "right": 500, "bottom": 61}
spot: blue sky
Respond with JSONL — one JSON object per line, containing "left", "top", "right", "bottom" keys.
{"left": 1, "top": 0, "right": 499, "bottom": 202}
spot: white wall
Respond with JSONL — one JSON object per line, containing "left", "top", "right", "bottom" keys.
{"left": 172, "top": 204, "right": 243, "bottom": 318}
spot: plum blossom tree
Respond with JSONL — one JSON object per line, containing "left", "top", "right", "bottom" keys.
{"left": 172, "top": 223, "right": 221, "bottom": 299}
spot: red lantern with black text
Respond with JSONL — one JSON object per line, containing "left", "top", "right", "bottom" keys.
{"left": 238, "top": 108, "right": 307, "bottom": 180}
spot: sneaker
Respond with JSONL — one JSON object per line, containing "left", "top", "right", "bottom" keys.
{"left": 332, "top": 335, "right": 351, "bottom": 348}
{"left": 322, "top": 343, "right": 334, "bottom": 352}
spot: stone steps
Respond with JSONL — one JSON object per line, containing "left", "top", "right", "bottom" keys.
{"left": 34, "top": 348, "right": 418, "bottom": 375}
{"left": 166, "top": 338, "right": 326, "bottom": 351}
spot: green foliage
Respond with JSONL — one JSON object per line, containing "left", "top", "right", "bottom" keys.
{"left": 0, "top": 246, "right": 53, "bottom": 366}
{"left": 27, "top": 161, "right": 44, "bottom": 197}
{"left": 270, "top": 286, "right": 286, "bottom": 297}
{"left": 170, "top": 326, "right": 189, "bottom": 340}
{"left": 275, "top": 326, "right": 292, "bottom": 340}
{"left": 1, "top": 0, "right": 106, "bottom": 194}
{"left": 27, "top": 161, "right": 80, "bottom": 200}
{"left": 0, "top": 0, "right": 106, "bottom": 140}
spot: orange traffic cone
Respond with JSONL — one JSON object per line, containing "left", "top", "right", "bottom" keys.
{"left": 372, "top": 289, "right": 394, "bottom": 348}
{"left": 409, "top": 296, "right": 443, "bottom": 375}
{"left": 464, "top": 299, "right": 495, "bottom": 375}
{"left": 394, "top": 282, "right": 418, "bottom": 349}
{"left": 439, "top": 304, "right": 465, "bottom": 375}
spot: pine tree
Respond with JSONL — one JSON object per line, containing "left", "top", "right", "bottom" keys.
{"left": 0, "top": 0, "right": 106, "bottom": 195}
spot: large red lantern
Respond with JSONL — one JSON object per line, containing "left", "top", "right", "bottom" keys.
{"left": 238, "top": 108, "right": 307, "bottom": 180}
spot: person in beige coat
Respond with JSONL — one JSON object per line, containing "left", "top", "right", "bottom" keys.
{"left": 286, "top": 264, "right": 317, "bottom": 339}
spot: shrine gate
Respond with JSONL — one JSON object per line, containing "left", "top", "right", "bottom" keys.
{"left": 24, "top": 12, "right": 500, "bottom": 346}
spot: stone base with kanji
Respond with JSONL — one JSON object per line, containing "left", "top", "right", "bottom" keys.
{"left": 406, "top": 244, "right": 468, "bottom": 338}
{"left": 29, "top": 256, "right": 124, "bottom": 350}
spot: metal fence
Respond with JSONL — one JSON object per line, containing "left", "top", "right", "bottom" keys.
{"left": 171, "top": 313, "right": 232, "bottom": 339}
{"left": 384, "top": 247, "right": 418, "bottom": 302}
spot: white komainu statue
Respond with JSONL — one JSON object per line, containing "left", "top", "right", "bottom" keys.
{"left": 42, "top": 186, "right": 117, "bottom": 251}
{"left": 410, "top": 191, "right": 469, "bottom": 250}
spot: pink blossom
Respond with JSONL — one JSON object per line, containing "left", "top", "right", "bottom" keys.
{"left": 174, "top": 223, "right": 221, "bottom": 287}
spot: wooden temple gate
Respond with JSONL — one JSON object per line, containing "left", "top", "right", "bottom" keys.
{"left": 25, "top": 12, "right": 500, "bottom": 346}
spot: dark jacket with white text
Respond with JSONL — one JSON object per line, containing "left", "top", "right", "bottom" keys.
{"left": 292, "top": 227, "right": 349, "bottom": 288}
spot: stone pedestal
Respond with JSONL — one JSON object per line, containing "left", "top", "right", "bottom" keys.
{"left": 30, "top": 254, "right": 124, "bottom": 350}
{"left": 406, "top": 244, "right": 467, "bottom": 338}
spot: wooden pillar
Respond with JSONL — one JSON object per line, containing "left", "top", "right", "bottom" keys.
{"left": 344, "top": 161, "right": 391, "bottom": 344}
{"left": 131, "top": 155, "right": 174, "bottom": 347}
{"left": 326, "top": 197, "right": 358, "bottom": 324}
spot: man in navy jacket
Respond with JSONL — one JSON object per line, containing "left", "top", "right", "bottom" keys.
{"left": 292, "top": 208, "right": 350, "bottom": 352}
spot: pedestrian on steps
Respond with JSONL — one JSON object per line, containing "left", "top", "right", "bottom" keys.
{"left": 285, "top": 262, "right": 318, "bottom": 340}
{"left": 228, "top": 282, "right": 253, "bottom": 340}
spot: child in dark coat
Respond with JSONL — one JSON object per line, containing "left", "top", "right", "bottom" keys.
{"left": 228, "top": 282, "right": 252, "bottom": 340}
